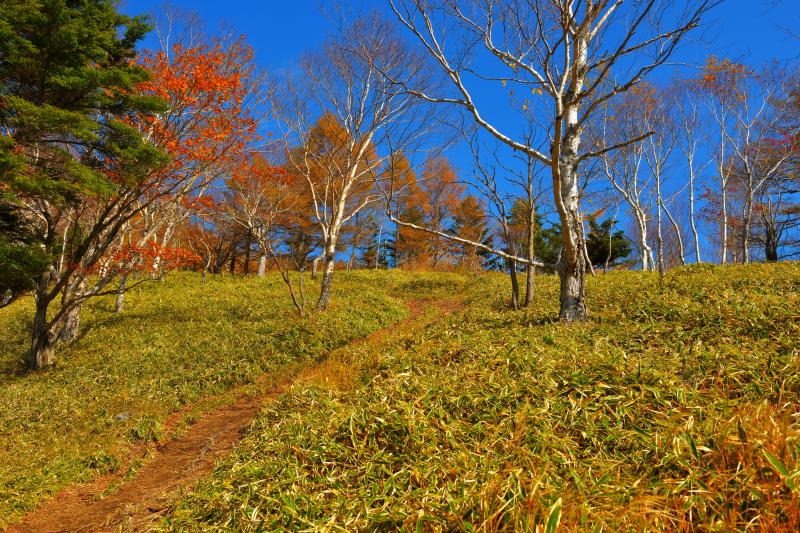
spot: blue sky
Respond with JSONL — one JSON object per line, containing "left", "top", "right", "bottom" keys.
{"left": 120, "top": 1, "right": 798, "bottom": 70}
{"left": 119, "top": 1, "right": 799, "bottom": 260}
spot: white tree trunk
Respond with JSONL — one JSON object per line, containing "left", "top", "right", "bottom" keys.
{"left": 317, "top": 234, "right": 338, "bottom": 311}
{"left": 257, "top": 253, "right": 267, "bottom": 277}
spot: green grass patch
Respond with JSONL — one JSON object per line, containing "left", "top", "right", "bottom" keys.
{"left": 0, "top": 270, "right": 438, "bottom": 526}
{"left": 163, "top": 263, "right": 800, "bottom": 531}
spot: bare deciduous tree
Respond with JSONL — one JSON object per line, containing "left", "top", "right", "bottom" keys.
{"left": 388, "top": 0, "right": 716, "bottom": 320}
{"left": 277, "top": 16, "right": 431, "bottom": 310}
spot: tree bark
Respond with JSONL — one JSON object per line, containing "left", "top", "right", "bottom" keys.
{"left": 58, "top": 279, "right": 85, "bottom": 343}
{"left": 508, "top": 259, "right": 520, "bottom": 310}
{"left": 316, "top": 236, "right": 337, "bottom": 311}
{"left": 688, "top": 163, "right": 702, "bottom": 263}
{"left": 58, "top": 304, "right": 81, "bottom": 343}
{"left": 743, "top": 187, "right": 754, "bottom": 264}
{"left": 347, "top": 230, "right": 361, "bottom": 272}
{"left": 311, "top": 255, "right": 322, "bottom": 280}
{"left": 557, "top": 164, "right": 588, "bottom": 322}
{"left": 765, "top": 224, "right": 778, "bottom": 262}
{"left": 257, "top": 253, "right": 267, "bottom": 277}
{"left": 721, "top": 171, "right": 729, "bottom": 265}
{"left": 524, "top": 179, "right": 536, "bottom": 307}
{"left": 29, "top": 275, "right": 56, "bottom": 370}
{"left": 115, "top": 274, "right": 127, "bottom": 313}
{"left": 656, "top": 173, "right": 666, "bottom": 277}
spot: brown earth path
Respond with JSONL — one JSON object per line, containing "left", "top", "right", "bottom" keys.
{"left": 6, "top": 298, "right": 460, "bottom": 533}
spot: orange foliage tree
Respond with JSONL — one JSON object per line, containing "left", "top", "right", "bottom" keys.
{"left": 452, "top": 194, "right": 490, "bottom": 271}
{"left": 393, "top": 156, "right": 465, "bottom": 269}
{"left": 124, "top": 35, "right": 265, "bottom": 276}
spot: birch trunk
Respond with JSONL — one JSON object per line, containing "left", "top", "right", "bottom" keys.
{"left": 115, "top": 274, "right": 127, "bottom": 314}
{"left": 556, "top": 161, "right": 588, "bottom": 321}
{"left": 524, "top": 165, "right": 536, "bottom": 308}
{"left": 689, "top": 165, "right": 701, "bottom": 262}
{"left": 257, "top": 253, "right": 267, "bottom": 277}
{"left": 743, "top": 187, "right": 753, "bottom": 264}
{"left": 316, "top": 235, "right": 338, "bottom": 311}
{"left": 524, "top": 217, "right": 535, "bottom": 307}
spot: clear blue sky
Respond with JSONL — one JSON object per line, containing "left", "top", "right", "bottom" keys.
{"left": 119, "top": 1, "right": 798, "bottom": 70}
{"left": 119, "top": 0, "right": 798, "bottom": 259}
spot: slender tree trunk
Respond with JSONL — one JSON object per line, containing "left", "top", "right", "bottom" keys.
{"left": 743, "top": 187, "right": 754, "bottom": 264}
{"left": 689, "top": 166, "right": 701, "bottom": 263}
{"left": 524, "top": 189, "right": 536, "bottom": 307}
{"left": 257, "top": 253, "right": 267, "bottom": 277}
{"left": 656, "top": 172, "right": 666, "bottom": 276}
{"left": 347, "top": 231, "right": 361, "bottom": 272}
{"left": 375, "top": 222, "right": 383, "bottom": 270}
{"left": 115, "top": 274, "right": 127, "bottom": 314}
{"left": 311, "top": 255, "right": 322, "bottom": 280}
{"left": 717, "top": 114, "right": 729, "bottom": 266}
{"left": 202, "top": 253, "right": 211, "bottom": 282}
{"left": 721, "top": 174, "right": 729, "bottom": 265}
{"left": 228, "top": 251, "right": 236, "bottom": 274}
{"left": 638, "top": 216, "right": 654, "bottom": 272}
{"left": 57, "top": 212, "right": 70, "bottom": 277}
{"left": 508, "top": 259, "right": 520, "bottom": 310}
{"left": 317, "top": 234, "right": 338, "bottom": 311}
{"left": 765, "top": 224, "right": 778, "bottom": 262}
{"left": 663, "top": 204, "right": 685, "bottom": 266}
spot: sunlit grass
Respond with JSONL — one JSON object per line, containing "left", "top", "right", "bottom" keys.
{"left": 0, "top": 270, "right": 434, "bottom": 526}
{"left": 163, "top": 263, "right": 800, "bottom": 531}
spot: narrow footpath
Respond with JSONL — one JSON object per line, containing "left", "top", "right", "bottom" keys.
{"left": 6, "top": 299, "right": 460, "bottom": 533}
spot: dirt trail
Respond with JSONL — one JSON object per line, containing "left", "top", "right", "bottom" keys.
{"left": 6, "top": 299, "right": 459, "bottom": 533}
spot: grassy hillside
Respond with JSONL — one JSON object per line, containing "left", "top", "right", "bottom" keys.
{"left": 163, "top": 263, "right": 800, "bottom": 531}
{"left": 0, "top": 270, "right": 449, "bottom": 526}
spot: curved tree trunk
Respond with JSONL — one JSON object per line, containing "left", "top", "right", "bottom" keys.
{"left": 508, "top": 259, "right": 520, "bottom": 310}
{"left": 311, "top": 255, "right": 322, "bottom": 280}
{"left": 663, "top": 203, "right": 686, "bottom": 267}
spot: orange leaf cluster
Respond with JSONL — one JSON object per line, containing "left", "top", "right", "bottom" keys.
{"left": 135, "top": 37, "right": 264, "bottom": 190}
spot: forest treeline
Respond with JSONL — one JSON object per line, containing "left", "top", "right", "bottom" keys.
{"left": 1, "top": 0, "right": 798, "bottom": 369}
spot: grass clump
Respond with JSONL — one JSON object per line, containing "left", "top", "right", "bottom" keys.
{"left": 0, "top": 270, "right": 427, "bottom": 526}
{"left": 164, "top": 263, "right": 800, "bottom": 531}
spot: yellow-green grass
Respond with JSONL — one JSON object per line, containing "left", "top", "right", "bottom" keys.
{"left": 163, "top": 263, "right": 800, "bottom": 531}
{"left": 0, "top": 270, "right": 463, "bottom": 526}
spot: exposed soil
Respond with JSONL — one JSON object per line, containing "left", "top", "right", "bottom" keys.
{"left": 6, "top": 298, "right": 459, "bottom": 533}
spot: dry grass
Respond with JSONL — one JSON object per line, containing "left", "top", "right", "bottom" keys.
{"left": 0, "top": 270, "right": 435, "bottom": 526}
{"left": 161, "top": 263, "right": 800, "bottom": 531}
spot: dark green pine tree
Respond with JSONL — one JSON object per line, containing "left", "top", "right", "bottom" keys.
{"left": 0, "top": 201, "right": 49, "bottom": 306}
{"left": 0, "top": 0, "right": 167, "bottom": 368}
{"left": 585, "top": 217, "right": 632, "bottom": 268}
